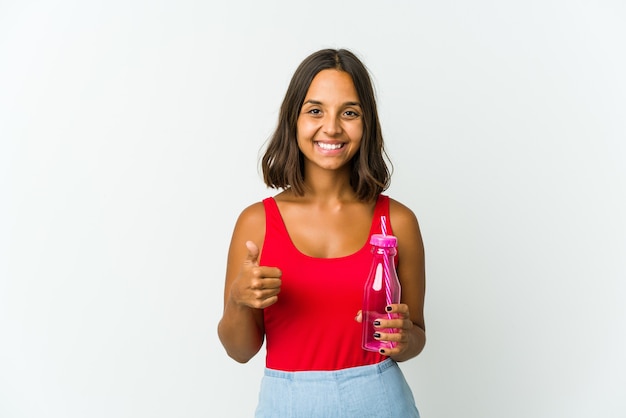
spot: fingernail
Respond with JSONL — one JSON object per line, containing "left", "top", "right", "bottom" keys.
{"left": 386, "top": 306, "right": 392, "bottom": 312}
{"left": 373, "top": 320, "right": 381, "bottom": 326}
{"left": 373, "top": 332, "right": 381, "bottom": 339}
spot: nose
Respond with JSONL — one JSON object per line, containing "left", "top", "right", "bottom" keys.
{"left": 322, "top": 113, "right": 342, "bottom": 136}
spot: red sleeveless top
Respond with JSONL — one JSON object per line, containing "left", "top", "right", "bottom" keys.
{"left": 260, "top": 194, "right": 392, "bottom": 371}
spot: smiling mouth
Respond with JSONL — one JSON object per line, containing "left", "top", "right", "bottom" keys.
{"left": 316, "top": 142, "right": 345, "bottom": 150}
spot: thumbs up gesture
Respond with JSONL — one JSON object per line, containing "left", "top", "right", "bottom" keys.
{"left": 229, "top": 241, "right": 282, "bottom": 309}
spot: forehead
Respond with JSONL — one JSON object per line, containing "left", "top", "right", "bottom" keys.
{"left": 305, "top": 69, "right": 359, "bottom": 100}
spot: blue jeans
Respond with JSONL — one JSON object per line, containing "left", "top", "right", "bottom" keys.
{"left": 255, "top": 359, "right": 420, "bottom": 418}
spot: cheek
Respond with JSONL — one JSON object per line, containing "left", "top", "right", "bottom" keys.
{"left": 295, "top": 119, "right": 306, "bottom": 136}
{"left": 349, "top": 123, "right": 364, "bottom": 141}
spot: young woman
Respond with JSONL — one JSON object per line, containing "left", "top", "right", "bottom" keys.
{"left": 218, "top": 48, "right": 426, "bottom": 417}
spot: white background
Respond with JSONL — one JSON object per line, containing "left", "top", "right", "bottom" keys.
{"left": 1, "top": 1, "right": 625, "bottom": 417}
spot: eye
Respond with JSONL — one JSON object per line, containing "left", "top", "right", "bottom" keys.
{"left": 343, "top": 110, "right": 360, "bottom": 118}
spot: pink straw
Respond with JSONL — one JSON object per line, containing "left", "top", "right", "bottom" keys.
{"left": 380, "top": 216, "right": 393, "bottom": 314}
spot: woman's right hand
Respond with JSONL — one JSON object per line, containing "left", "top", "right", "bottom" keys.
{"left": 228, "top": 241, "right": 282, "bottom": 309}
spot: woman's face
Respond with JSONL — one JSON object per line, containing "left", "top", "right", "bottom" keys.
{"left": 296, "top": 69, "right": 363, "bottom": 172}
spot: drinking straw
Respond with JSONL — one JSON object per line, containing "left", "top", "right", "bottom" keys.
{"left": 380, "top": 216, "right": 393, "bottom": 315}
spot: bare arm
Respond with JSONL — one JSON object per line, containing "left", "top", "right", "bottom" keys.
{"left": 378, "top": 199, "right": 426, "bottom": 362}
{"left": 217, "top": 203, "right": 282, "bottom": 363}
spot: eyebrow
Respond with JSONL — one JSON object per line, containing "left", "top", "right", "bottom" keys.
{"left": 303, "top": 100, "right": 362, "bottom": 107}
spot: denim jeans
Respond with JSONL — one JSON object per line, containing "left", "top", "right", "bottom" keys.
{"left": 255, "top": 359, "right": 420, "bottom": 418}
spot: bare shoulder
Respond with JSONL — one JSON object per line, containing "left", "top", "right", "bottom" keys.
{"left": 236, "top": 201, "right": 266, "bottom": 227}
{"left": 388, "top": 197, "right": 420, "bottom": 229}
{"left": 232, "top": 201, "right": 266, "bottom": 248}
{"left": 388, "top": 197, "right": 424, "bottom": 250}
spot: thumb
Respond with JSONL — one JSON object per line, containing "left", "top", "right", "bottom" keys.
{"left": 354, "top": 310, "right": 363, "bottom": 323}
{"left": 245, "top": 240, "right": 260, "bottom": 266}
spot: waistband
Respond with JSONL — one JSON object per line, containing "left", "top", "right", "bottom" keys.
{"left": 263, "top": 359, "right": 396, "bottom": 381}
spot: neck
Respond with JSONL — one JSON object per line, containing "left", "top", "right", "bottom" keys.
{"left": 302, "top": 167, "right": 355, "bottom": 201}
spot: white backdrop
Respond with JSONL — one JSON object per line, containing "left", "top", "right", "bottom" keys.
{"left": 1, "top": 1, "right": 625, "bottom": 417}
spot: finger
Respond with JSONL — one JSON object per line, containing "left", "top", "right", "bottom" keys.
{"left": 252, "top": 266, "right": 282, "bottom": 281}
{"left": 379, "top": 344, "right": 404, "bottom": 357}
{"left": 354, "top": 310, "right": 362, "bottom": 323}
{"left": 374, "top": 317, "right": 412, "bottom": 330}
{"left": 245, "top": 241, "right": 260, "bottom": 266}
{"left": 385, "top": 303, "right": 410, "bottom": 316}
{"left": 253, "top": 287, "right": 281, "bottom": 301}
{"left": 375, "top": 338, "right": 406, "bottom": 357}
{"left": 374, "top": 330, "right": 407, "bottom": 344}
{"left": 250, "top": 277, "right": 282, "bottom": 290}
{"left": 254, "top": 295, "right": 279, "bottom": 309}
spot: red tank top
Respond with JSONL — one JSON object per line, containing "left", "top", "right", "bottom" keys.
{"left": 260, "top": 194, "right": 392, "bottom": 371}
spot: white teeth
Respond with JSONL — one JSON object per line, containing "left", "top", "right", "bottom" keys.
{"left": 317, "top": 142, "right": 343, "bottom": 150}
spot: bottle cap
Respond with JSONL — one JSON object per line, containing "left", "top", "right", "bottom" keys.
{"left": 369, "top": 234, "right": 397, "bottom": 248}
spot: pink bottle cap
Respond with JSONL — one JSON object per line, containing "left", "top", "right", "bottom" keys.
{"left": 369, "top": 234, "right": 397, "bottom": 247}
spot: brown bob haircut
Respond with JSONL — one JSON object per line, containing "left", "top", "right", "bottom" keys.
{"left": 261, "top": 48, "right": 391, "bottom": 202}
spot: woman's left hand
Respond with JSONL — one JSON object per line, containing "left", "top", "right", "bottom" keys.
{"left": 355, "top": 303, "right": 414, "bottom": 357}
